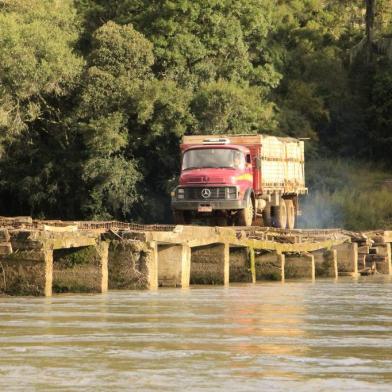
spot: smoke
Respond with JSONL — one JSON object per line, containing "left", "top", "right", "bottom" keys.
{"left": 297, "top": 159, "right": 392, "bottom": 230}
{"left": 297, "top": 191, "right": 344, "bottom": 229}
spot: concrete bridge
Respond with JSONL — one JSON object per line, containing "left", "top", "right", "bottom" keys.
{"left": 0, "top": 217, "right": 391, "bottom": 296}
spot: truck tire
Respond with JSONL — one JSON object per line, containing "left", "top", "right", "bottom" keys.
{"left": 272, "top": 198, "right": 287, "bottom": 229}
{"left": 262, "top": 205, "right": 272, "bottom": 227}
{"left": 285, "top": 199, "right": 295, "bottom": 230}
{"left": 236, "top": 199, "right": 254, "bottom": 226}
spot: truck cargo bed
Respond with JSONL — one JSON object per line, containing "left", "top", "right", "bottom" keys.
{"left": 182, "top": 134, "right": 307, "bottom": 195}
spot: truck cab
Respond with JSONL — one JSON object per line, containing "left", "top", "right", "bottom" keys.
{"left": 171, "top": 138, "right": 255, "bottom": 226}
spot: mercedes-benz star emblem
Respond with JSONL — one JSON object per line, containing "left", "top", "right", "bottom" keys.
{"left": 201, "top": 188, "right": 211, "bottom": 199}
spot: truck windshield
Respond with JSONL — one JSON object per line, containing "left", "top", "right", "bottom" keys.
{"left": 182, "top": 148, "right": 245, "bottom": 170}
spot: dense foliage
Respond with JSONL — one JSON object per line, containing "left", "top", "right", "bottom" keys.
{"left": 0, "top": 0, "right": 391, "bottom": 228}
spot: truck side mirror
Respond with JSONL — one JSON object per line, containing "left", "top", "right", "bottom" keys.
{"left": 255, "top": 157, "right": 261, "bottom": 169}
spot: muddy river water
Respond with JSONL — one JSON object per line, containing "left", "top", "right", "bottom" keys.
{"left": 0, "top": 276, "right": 391, "bottom": 391}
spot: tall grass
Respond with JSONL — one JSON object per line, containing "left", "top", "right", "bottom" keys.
{"left": 298, "top": 159, "right": 392, "bottom": 230}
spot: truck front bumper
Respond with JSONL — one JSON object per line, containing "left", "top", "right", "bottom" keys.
{"left": 171, "top": 199, "right": 247, "bottom": 211}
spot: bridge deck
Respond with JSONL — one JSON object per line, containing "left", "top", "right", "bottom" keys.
{"left": 0, "top": 217, "right": 391, "bottom": 296}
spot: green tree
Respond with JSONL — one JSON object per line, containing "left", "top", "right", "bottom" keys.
{"left": 76, "top": 0, "right": 281, "bottom": 89}
{"left": 0, "top": 0, "right": 83, "bottom": 149}
{"left": 0, "top": 0, "right": 84, "bottom": 217}
{"left": 76, "top": 21, "right": 154, "bottom": 218}
{"left": 190, "top": 80, "right": 276, "bottom": 134}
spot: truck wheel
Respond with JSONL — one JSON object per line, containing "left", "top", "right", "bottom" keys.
{"left": 236, "top": 199, "right": 254, "bottom": 226}
{"left": 262, "top": 205, "right": 272, "bottom": 227}
{"left": 272, "top": 198, "right": 287, "bottom": 229}
{"left": 285, "top": 199, "right": 295, "bottom": 230}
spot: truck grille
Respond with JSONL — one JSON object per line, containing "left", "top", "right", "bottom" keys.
{"left": 183, "top": 187, "right": 236, "bottom": 200}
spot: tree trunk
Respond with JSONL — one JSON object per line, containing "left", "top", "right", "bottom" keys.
{"left": 366, "top": 0, "right": 377, "bottom": 61}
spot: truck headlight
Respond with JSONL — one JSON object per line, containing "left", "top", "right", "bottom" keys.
{"left": 226, "top": 187, "right": 237, "bottom": 199}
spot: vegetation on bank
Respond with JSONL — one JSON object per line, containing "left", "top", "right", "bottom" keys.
{"left": 300, "top": 160, "right": 392, "bottom": 230}
{"left": 0, "top": 0, "right": 391, "bottom": 229}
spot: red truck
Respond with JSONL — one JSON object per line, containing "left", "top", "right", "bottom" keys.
{"left": 171, "top": 135, "right": 307, "bottom": 228}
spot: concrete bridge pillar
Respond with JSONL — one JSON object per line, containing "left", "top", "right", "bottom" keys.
{"left": 0, "top": 249, "right": 53, "bottom": 297}
{"left": 109, "top": 240, "right": 157, "bottom": 290}
{"left": 279, "top": 254, "right": 285, "bottom": 281}
{"left": 97, "top": 242, "right": 109, "bottom": 293}
{"left": 284, "top": 253, "right": 315, "bottom": 280}
{"left": 44, "top": 249, "right": 53, "bottom": 296}
{"left": 312, "top": 249, "right": 338, "bottom": 278}
{"left": 0, "top": 237, "right": 110, "bottom": 296}
{"left": 380, "top": 243, "right": 391, "bottom": 275}
{"left": 254, "top": 251, "right": 285, "bottom": 281}
{"left": 157, "top": 243, "right": 191, "bottom": 287}
{"left": 367, "top": 244, "right": 392, "bottom": 275}
{"left": 229, "top": 246, "right": 254, "bottom": 283}
{"left": 249, "top": 247, "right": 256, "bottom": 284}
{"left": 334, "top": 243, "right": 359, "bottom": 277}
{"left": 147, "top": 241, "right": 158, "bottom": 289}
{"left": 190, "top": 243, "right": 229, "bottom": 285}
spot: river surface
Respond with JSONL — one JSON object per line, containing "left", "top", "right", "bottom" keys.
{"left": 0, "top": 276, "right": 392, "bottom": 391}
